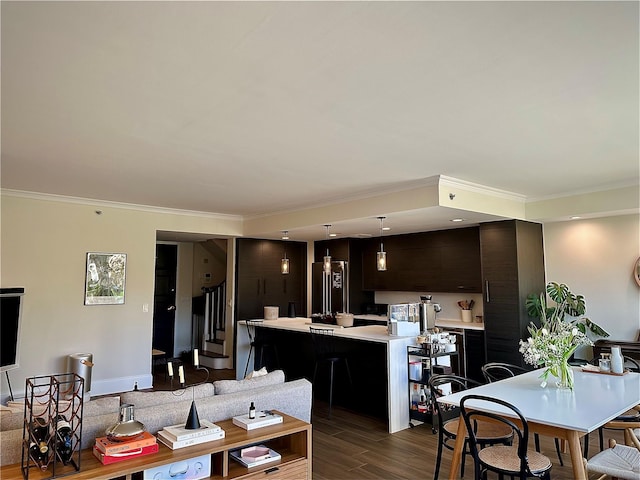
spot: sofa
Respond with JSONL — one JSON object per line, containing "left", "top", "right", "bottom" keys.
{"left": 0, "top": 370, "right": 312, "bottom": 467}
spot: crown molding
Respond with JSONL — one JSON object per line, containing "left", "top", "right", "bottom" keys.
{"left": 0, "top": 189, "right": 243, "bottom": 221}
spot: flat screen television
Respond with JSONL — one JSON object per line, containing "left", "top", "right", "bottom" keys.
{"left": 0, "top": 288, "right": 24, "bottom": 372}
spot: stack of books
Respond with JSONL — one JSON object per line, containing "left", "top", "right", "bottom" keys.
{"left": 232, "top": 410, "right": 283, "bottom": 431}
{"left": 93, "top": 431, "right": 158, "bottom": 465}
{"left": 230, "top": 444, "right": 281, "bottom": 468}
{"left": 156, "top": 419, "right": 225, "bottom": 450}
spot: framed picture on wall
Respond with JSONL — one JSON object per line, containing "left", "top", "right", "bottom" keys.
{"left": 84, "top": 252, "right": 127, "bottom": 305}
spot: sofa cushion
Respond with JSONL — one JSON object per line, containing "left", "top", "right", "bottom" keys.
{"left": 0, "top": 396, "right": 120, "bottom": 432}
{"left": 214, "top": 370, "right": 285, "bottom": 395}
{"left": 120, "top": 382, "right": 215, "bottom": 409}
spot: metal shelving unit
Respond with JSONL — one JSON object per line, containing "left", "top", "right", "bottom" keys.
{"left": 407, "top": 345, "right": 459, "bottom": 432}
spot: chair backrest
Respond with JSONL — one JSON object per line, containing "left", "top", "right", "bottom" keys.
{"left": 428, "top": 374, "right": 482, "bottom": 425}
{"left": 481, "top": 362, "right": 528, "bottom": 383}
{"left": 309, "top": 327, "right": 338, "bottom": 359}
{"left": 460, "top": 394, "right": 531, "bottom": 478}
{"left": 245, "top": 320, "right": 263, "bottom": 343}
{"left": 624, "top": 356, "right": 640, "bottom": 372}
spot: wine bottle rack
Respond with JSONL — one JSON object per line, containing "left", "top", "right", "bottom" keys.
{"left": 21, "top": 373, "right": 84, "bottom": 479}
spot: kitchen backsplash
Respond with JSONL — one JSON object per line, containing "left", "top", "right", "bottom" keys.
{"left": 374, "top": 291, "right": 483, "bottom": 322}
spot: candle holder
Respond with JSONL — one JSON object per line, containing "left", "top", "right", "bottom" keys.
{"left": 166, "top": 349, "right": 210, "bottom": 430}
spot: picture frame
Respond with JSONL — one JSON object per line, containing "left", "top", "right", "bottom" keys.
{"left": 84, "top": 252, "right": 127, "bottom": 305}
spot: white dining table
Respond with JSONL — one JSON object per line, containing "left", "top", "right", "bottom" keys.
{"left": 437, "top": 367, "right": 640, "bottom": 479}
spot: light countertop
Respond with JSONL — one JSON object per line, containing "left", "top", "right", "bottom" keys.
{"left": 436, "top": 318, "right": 484, "bottom": 331}
{"left": 242, "top": 317, "right": 414, "bottom": 344}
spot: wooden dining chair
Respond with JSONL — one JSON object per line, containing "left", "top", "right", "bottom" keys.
{"left": 429, "top": 374, "right": 513, "bottom": 480}
{"left": 585, "top": 438, "right": 640, "bottom": 480}
{"left": 460, "top": 394, "right": 553, "bottom": 480}
{"left": 584, "top": 356, "right": 640, "bottom": 456}
{"left": 481, "top": 362, "right": 564, "bottom": 466}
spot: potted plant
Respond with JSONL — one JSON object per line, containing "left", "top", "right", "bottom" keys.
{"left": 519, "top": 282, "right": 609, "bottom": 389}
{"left": 525, "top": 282, "right": 609, "bottom": 339}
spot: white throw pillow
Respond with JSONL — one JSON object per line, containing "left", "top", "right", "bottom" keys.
{"left": 245, "top": 367, "right": 268, "bottom": 380}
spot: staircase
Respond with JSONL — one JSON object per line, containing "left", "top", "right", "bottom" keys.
{"left": 192, "top": 281, "right": 230, "bottom": 369}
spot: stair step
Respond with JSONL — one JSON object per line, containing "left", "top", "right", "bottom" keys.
{"left": 200, "top": 350, "right": 228, "bottom": 359}
{"left": 207, "top": 338, "right": 224, "bottom": 346}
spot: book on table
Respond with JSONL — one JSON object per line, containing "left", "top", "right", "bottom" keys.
{"left": 94, "top": 431, "right": 157, "bottom": 455}
{"left": 232, "top": 410, "right": 283, "bottom": 430}
{"left": 161, "top": 419, "right": 222, "bottom": 442}
{"left": 92, "top": 442, "right": 159, "bottom": 465}
{"left": 156, "top": 428, "right": 225, "bottom": 450}
{"left": 229, "top": 444, "right": 281, "bottom": 468}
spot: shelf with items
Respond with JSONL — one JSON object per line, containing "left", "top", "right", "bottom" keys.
{"left": 1, "top": 411, "right": 311, "bottom": 480}
{"left": 407, "top": 344, "right": 460, "bottom": 432}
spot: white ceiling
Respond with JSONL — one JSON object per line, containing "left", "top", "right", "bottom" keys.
{"left": 1, "top": 1, "right": 638, "bottom": 241}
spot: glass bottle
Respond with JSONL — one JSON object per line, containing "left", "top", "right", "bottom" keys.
{"left": 55, "top": 415, "right": 73, "bottom": 465}
{"left": 29, "top": 417, "right": 49, "bottom": 470}
{"left": 610, "top": 345, "right": 624, "bottom": 374}
{"left": 249, "top": 402, "right": 256, "bottom": 419}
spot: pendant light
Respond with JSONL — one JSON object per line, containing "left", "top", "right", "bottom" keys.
{"left": 281, "top": 231, "right": 290, "bottom": 274}
{"left": 377, "top": 217, "right": 387, "bottom": 271}
{"left": 323, "top": 225, "right": 332, "bottom": 273}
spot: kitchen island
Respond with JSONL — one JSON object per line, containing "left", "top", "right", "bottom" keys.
{"left": 236, "top": 317, "right": 415, "bottom": 433}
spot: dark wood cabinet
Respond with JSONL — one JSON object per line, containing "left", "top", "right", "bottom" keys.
{"left": 479, "top": 220, "right": 545, "bottom": 366}
{"left": 313, "top": 238, "right": 374, "bottom": 314}
{"left": 362, "top": 227, "right": 482, "bottom": 293}
{"left": 235, "top": 238, "right": 307, "bottom": 321}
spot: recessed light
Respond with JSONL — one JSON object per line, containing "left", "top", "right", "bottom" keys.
{"left": 451, "top": 218, "right": 465, "bottom": 223}
{"left": 329, "top": 233, "right": 337, "bottom": 237}
{"left": 382, "top": 227, "right": 391, "bottom": 231}
{"left": 570, "top": 216, "right": 582, "bottom": 220}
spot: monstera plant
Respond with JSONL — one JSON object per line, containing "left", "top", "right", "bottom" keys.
{"left": 525, "top": 282, "right": 610, "bottom": 339}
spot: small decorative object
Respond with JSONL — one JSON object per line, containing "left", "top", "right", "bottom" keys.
{"left": 610, "top": 345, "right": 624, "bottom": 374}
{"left": 105, "top": 404, "right": 145, "bottom": 440}
{"left": 166, "top": 349, "right": 210, "bottom": 430}
{"left": 457, "top": 300, "right": 474, "bottom": 323}
{"left": 84, "top": 252, "right": 127, "bottom": 305}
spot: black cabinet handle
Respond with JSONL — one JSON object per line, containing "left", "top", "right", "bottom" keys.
{"left": 265, "top": 467, "right": 280, "bottom": 475}
{"left": 485, "top": 280, "right": 490, "bottom": 302}
{"left": 257, "top": 279, "right": 260, "bottom": 295}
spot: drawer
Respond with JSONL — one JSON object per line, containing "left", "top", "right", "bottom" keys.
{"left": 240, "top": 459, "right": 308, "bottom": 479}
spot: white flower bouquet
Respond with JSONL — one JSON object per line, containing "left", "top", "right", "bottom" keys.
{"left": 519, "top": 319, "right": 593, "bottom": 389}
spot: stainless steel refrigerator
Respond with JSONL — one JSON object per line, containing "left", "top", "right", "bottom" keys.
{"left": 312, "top": 261, "right": 349, "bottom": 314}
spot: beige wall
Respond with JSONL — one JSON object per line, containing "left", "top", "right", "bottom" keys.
{"left": 543, "top": 214, "right": 640, "bottom": 341}
{"left": 0, "top": 193, "right": 242, "bottom": 400}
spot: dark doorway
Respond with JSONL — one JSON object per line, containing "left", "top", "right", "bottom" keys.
{"left": 153, "top": 244, "right": 177, "bottom": 357}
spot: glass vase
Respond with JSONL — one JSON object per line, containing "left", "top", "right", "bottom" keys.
{"left": 554, "top": 360, "right": 574, "bottom": 390}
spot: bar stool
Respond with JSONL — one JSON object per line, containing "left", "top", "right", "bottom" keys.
{"left": 309, "top": 326, "right": 353, "bottom": 418}
{"left": 244, "top": 320, "right": 280, "bottom": 377}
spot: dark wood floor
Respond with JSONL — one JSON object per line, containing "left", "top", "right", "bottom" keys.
{"left": 311, "top": 401, "right": 624, "bottom": 480}
{"left": 151, "top": 366, "right": 624, "bottom": 480}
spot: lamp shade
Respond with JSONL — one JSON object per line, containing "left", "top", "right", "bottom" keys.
{"left": 377, "top": 250, "right": 387, "bottom": 271}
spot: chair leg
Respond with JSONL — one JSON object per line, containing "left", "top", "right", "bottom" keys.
{"left": 554, "top": 437, "right": 564, "bottom": 466}
{"left": 584, "top": 432, "right": 590, "bottom": 458}
{"left": 599, "top": 426, "right": 604, "bottom": 451}
{"left": 433, "top": 429, "right": 444, "bottom": 480}
{"left": 328, "top": 361, "right": 335, "bottom": 418}
{"left": 244, "top": 345, "right": 254, "bottom": 378}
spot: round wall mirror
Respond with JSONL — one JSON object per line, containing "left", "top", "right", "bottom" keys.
{"left": 634, "top": 257, "right": 640, "bottom": 287}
